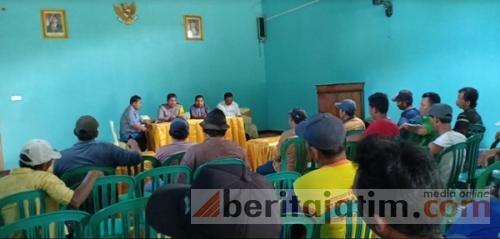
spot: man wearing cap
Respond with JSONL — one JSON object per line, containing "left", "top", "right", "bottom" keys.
{"left": 392, "top": 89, "right": 422, "bottom": 126}
{"left": 120, "top": 95, "right": 148, "bottom": 151}
{"left": 335, "top": 99, "right": 365, "bottom": 132}
{"left": 365, "top": 92, "right": 400, "bottom": 138}
{"left": 54, "top": 115, "right": 143, "bottom": 178}
{"left": 180, "top": 109, "right": 247, "bottom": 171}
{"left": 428, "top": 104, "right": 466, "bottom": 156}
{"left": 293, "top": 113, "right": 357, "bottom": 238}
{"left": 256, "top": 108, "right": 308, "bottom": 175}
{"left": 0, "top": 139, "right": 102, "bottom": 226}
{"left": 156, "top": 118, "right": 195, "bottom": 163}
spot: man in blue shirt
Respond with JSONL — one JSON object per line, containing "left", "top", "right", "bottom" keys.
{"left": 54, "top": 115, "right": 143, "bottom": 178}
{"left": 120, "top": 95, "right": 148, "bottom": 151}
{"left": 392, "top": 89, "right": 422, "bottom": 126}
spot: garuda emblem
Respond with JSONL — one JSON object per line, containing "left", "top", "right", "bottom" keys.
{"left": 114, "top": 2, "right": 137, "bottom": 25}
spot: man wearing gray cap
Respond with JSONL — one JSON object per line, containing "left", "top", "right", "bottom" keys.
{"left": 0, "top": 140, "right": 102, "bottom": 226}
{"left": 293, "top": 113, "right": 357, "bottom": 238}
{"left": 428, "top": 104, "right": 466, "bottom": 156}
{"left": 54, "top": 115, "right": 143, "bottom": 177}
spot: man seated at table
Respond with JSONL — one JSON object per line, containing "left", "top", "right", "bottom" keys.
{"left": 180, "top": 109, "right": 247, "bottom": 171}
{"left": 158, "top": 93, "right": 185, "bottom": 122}
{"left": 365, "top": 92, "right": 400, "bottom": 138}
{"left": 54, "top": 115, "right": 143, "bottom": 178}
{"left": 454, "top": 87, "right": 483, "bottom": 137}
{"left": 401, "top": 92, "right": 441, "bottom": 146}
{"left": 217, "top": 92, "right": 241, "bottom": 117}
{"left": 293, "top": 113, "right": 357, "bottom": 238}
{"left": 120, "top": 95, "right": 148, "bottom": 151}
{"left": 156, "top": 118, "right": 194, "bottom": 164}
{"left": 256, "top": 108, "right": 308, "bottom": 175}
{"left": 335, "top": 99, "right": 365, "bottom": 132}
{"left": 0, "top": 139, "right": 102, "bottom": 226}
{"left": 190, "top": 95, "right": 210, "bottom": 119}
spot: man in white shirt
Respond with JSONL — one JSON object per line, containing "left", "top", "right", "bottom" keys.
{"left": 428, "top": 103, "right": 466, "bottom": 156}
{"left": 217, "top": 92, "right": 241, "bottom": 117}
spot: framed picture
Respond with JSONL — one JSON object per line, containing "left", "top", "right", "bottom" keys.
{"left": 41, "top": 10, "right": 68, "bottom": 38}
{"left": 184, "top": 15, "right": 203, "bottom": 40}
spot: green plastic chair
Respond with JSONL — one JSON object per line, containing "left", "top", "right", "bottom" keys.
{"left": 345, "top": 141, "right": 358, "bottom": 162}
{"left": 468, "top": 124, "right": 486, "bottom": 136}
{"left": 458, "top": 134, "right": 484, "bottom": 188}
{"left": 280, "top": 137, "right": 308, "bottom": 173}
{"left": 436, "top": 142, "right": 467, "bottom": 189}
{"left": 321, "top": 200, "right": 372, "bottom": 239}
{"left": 90, "top": 197, "right": 162, "bottom": 238}
{"left": 346, "top": 129, "right": 365, "bottom": 137}
{"left": 161, "top": 152, "right": 186, "bottom": 167}
{"left": 475, "top": 162, "right": 500, "bottom": 189}
{"left": 0, "top": 190, "right": 46, "bottom": 227}
{"left": 0, "top": 210, "right": 90, "bottom": 238}
{"left": 81, "top": 175, "right": 136, "bottom": 214}
{"left": 193, "top": 158, "right": 246, "bottom": 180}
{"left": 60, "top": 166, "right": 116, "bottom": 189}
{"left": 265, "top": 171, "right": 301, "bottom": 191}
{"left": 135, "top": 166, "right": 192, "bottom": 197}
{"left": 281, "top": 213, "right": 316, "bottom": 239}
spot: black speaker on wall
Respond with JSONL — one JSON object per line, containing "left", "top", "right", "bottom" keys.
{"left": 257, "top": 16, "right": 266, "bottom": 42}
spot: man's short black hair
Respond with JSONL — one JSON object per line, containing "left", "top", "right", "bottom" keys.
{"left": 368, "top": 92, "right": 389, "bottom": 114}
{"left": 203, "top": 129, "right": 227, "bottom": 137}
{"left": 167, "top": 93, "right": 177, "bottom": 101}
{"left": 170, "top": 130, "right": 189, "bottom": 141}
{"left": 19, "top": 154, "right": 42, "bottom": 170}
{"left": 195, "top": 95, "right": 204, "bottom": 101}
{"left": 224, "top": 92, "right": 233, "bottom": 99}
{"left": 130, "top": 95, "right": 141, "bottom": 105}
{"left": 421, "top": 92, "right": 441, "bottom": 105}
{"left": 458, "top": 87, "right": 479, "bottom": 108}
{"left": 355, "top": 136, "right": 442, "bottom": 237}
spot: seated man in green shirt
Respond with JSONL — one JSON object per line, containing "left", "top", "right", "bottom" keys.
{"left": 0, "top": 139, "right": 102, "bottom": 226}
{"left": 401, "top": 92, "right": 441, "bottom": 146}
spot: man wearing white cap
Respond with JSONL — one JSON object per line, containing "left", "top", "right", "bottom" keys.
{"left": 0, "top": 139, "right": 102, "bottom": 226}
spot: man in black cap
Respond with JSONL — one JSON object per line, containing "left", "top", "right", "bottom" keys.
{"left": 156, "top": 118, "right": 194, "bottom": 163}
{"left": 392, "top": 89, "right": 422, "bottom": 126}
{"left": 180, "top": 109, "right": 247, "bottom": 171}
{"left": 293, "top": 113, "right": 357, "bottom": 238}
{"left": 257, "top": 108, "right": 308, "bottom": 175}
{"left": 146, "top": 159, "right": 281, "bottom": 238}
{"left": 54, "top": 115, "right": 143, "bottom": 177}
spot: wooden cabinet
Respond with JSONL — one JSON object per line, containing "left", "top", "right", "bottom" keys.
{"left": 316, "top": 83, "right": 365, "bottom": 119}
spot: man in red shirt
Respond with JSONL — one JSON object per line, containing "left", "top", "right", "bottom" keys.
{"left": 365, "top": 92, "right": 400, "bottom": 138}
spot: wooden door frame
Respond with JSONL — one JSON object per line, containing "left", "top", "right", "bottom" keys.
{"left": 316, "top": 82, "right": 365, "bottom": 119}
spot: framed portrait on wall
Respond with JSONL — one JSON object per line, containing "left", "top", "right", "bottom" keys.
{"left": 41, "top": 10, "right": 68, "bottom": 38}
{"left": 184, "top": 15, "right": 203, "bottom": 40}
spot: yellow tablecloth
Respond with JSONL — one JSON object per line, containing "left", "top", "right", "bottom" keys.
{"left": 246, "top": 136, "right": 280, "bottom": 171}
{"left": 147, "top": 117, "right": 247, "bottom": 152}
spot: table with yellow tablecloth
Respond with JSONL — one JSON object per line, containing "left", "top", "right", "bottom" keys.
{"left": 245, "top": 136, "right": 280, "bottom": 171}
{"left": 146, "top": 117, "right": 247, "bottom": 152}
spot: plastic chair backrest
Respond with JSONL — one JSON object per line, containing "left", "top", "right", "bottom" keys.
{"left": 61, "top": 166, "right": 116, "bottom": 189}
{"left": 323, "top": 200, "right": 372, "bottom": 239}
{"left": 193, "top": 158, "right": 246, "bottom": 180}
{"left": 0, "top": 210, "right": 90, "bottom": 238}
{"left": 85, "top": 175, "right": 136, "bottom": 214}
{"left": 345, "top": 141, "right": 358, "bottom": 162}
{"left": 346, "top": 129, "right": 365, "bottom": 137}
{"left": 280, "top": 137, "right": 308, "bottom": 173}
{"left": 110, "top": 120, "right": 120, "bottom": 146}
{"left": 437, "top": 142, "right": 467, "bottom": 189}
{"left": 464, "top": 134, "right": 483, "bottom": 187}
{"left": 281, "top": 213, "right": 316, "bottom": 239}
{"left": 475, "top": 162, "right": 500, "bottom": 189}
{"left": 265, "top": 171, "right": 301, "bottom": 191}
{"left": 90, "top": 197, "right": 161, "bottom": 238}
{"left": 135, "top": 166, "right": 191, "bottom": 197}
{"left": 0, "top": 190, "right": 46, "bottom": 227}
{"left": 468, "top": 124, "right": 486, "bottom": 136}
{"left": 161, "top": 151, "right": 186, "bottom": 167}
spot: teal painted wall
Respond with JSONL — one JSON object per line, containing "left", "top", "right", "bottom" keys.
{"left": 0, "top": 0, "right": 266, "bottom": 169}
{"left": 262, "top": 0, "right": 500, "bottom": 146}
